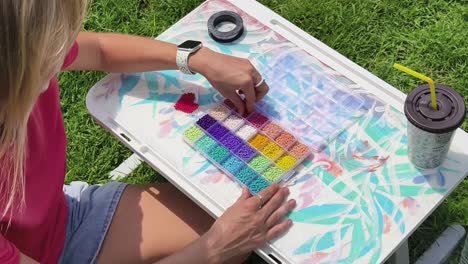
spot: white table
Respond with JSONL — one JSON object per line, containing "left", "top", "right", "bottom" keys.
{"left": 86, "top": 1, "right": 468, "bottom": 263}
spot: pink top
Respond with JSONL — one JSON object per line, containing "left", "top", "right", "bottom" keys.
{"left": 0, "top": 42, "right": 79, "bottom": 264}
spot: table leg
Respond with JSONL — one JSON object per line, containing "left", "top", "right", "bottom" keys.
{"left": 388, "top": 240, "right": 409, "bottom": 264}
{"left": 415, "top": 224, "right": 465, "bottom": 264}
{"left": 109, "top": 153, "right": 142, "bottom": 180}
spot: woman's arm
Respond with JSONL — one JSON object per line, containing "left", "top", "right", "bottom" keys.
{"left": 68, "top": 32, "right": 268, "bottom": 115}
{"left": 69, "top": 32, "right": 186, "bottom": 73}
{"left": 155, "top": 233, "right": 219, "bottom": 264}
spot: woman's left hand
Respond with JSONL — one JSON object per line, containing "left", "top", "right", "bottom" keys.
{"left": 189, "top": 48, "right": 269, "bottom": 116}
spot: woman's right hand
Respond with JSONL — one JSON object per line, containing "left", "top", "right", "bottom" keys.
{"left": 204, "top": 185, "right": 296, "bottom": 263}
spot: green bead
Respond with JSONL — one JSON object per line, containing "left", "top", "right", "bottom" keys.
{"left": 195, "top": 136, "right": 216, "bottom": 153}
{"left": 248, "top": 155, "right": 270, "bottom": 173}
{"left": 208, "top": 145, "right": 230, "bottom": 163}
{"left": 235, "top": 166, "right": 257, "bottom": 185}
{"left": 263, "top": 166, "right": 284, "bottom": 182}
{"left": 184, "top": 125, "right": 204, "bottom": 142}
{"left": 248, "top": 176, "right": 270, "bottom": 194}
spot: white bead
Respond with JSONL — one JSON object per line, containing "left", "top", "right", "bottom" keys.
{"left": 209, "top": 104, "right": 230, "bottom": 121}
{"left": 236, "top": 124, "right": 257, "bottom": 141}
{"left": 224, "top": 115, "right": 244, "bottom": 130}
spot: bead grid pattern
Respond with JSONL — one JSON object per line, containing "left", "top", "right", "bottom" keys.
{"left": 183, "top": 103, "right": 312, "bottom": 194}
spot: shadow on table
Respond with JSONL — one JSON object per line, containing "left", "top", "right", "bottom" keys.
{"left": 413, "top": 149, "right": 468, "bottom": 192}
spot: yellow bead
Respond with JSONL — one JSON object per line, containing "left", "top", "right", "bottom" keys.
{"left": 249, "top": 134, "right": 269, "bottom": 150}
{"left": 261, "top": 142, "right": 283, "bottom": 160}
{"left": 276, "top": 155, "right": 297, "bottom": 171}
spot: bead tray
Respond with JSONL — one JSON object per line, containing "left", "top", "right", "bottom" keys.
{"left": 253, "top": 51, "right": 368, "bottom": 152}
{"left": 183, "top": 103, "right": 311, "bottom": 194}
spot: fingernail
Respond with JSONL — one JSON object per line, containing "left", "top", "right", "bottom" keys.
{"left": 284, "top": 187, "right": 290, "bottom": 195}
{"left": 290, "top": 199, "right": 296, "bottom": 207}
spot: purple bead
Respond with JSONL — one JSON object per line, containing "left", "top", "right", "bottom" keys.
{"left": 235, "top": 144, "right": 256, "bottom": 161}
{"left": 220, "top": 134, "right": 243, "bottom": 151}
{"left": 196, "top": 115, "right": 217, "bottom": 130}
{"left": 208, "top": 123, "right": 230, "bottom": 140}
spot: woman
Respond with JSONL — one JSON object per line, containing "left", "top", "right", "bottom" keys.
{"left": 0, "top": 1, "right": 296, "bottom": 263}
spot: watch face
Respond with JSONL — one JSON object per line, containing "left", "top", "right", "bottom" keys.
{"left": 178, "top": 40, "right": 202, "bottom": 50}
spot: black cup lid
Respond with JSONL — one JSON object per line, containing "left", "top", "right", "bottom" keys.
{"left": 404, "top": 84, "right": 466, "bottom": 133}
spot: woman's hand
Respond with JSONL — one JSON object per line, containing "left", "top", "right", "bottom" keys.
{"left": 204, "top": 185, "right": 296, "bottom": 263}
{"left": 189, "top": 48, "right": 269, "bottom": 116}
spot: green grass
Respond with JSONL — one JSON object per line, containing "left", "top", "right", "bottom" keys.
{"left": 59, "top": 0, "right": 468, "bottom": 262}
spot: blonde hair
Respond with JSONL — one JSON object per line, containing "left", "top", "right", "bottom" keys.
{"left": 0, "top": 1, "right": 87, "bottom": 219}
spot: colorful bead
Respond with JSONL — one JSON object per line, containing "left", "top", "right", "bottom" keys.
{"left": 222, "top": 156, "right": 244, "bottom": 174}
{"left": 196, "top": 114, "right": 217, "bottom": 130}
{"left": 261, "top": 142, "right": 284, "bottom": 160}
{"left": 234, "top": 144, "right": 256, "bottom": 161}
{"left": 276, "top": 154, "right": 297, "bottom": 171}
{"left": 220, "top": 134, "right": 243, "bottom": 151}
{"left": 263, "top": 166, "right": 284, "bottom": 182}
{"left": 289, "top": 142, "right": 310, "bottom": 159}
{"left": 195, "top": 136, "right": 217, "bottom": 153}
{"left": 248, "top": 155, "right": 270, "bottom": 173}
{"left": 186, "top": 103, "right": 310, "bottom": 193}
{"left": 236, "top": 124, "right": 257, "bottom": 141}
{"left": 209, "top": 104, "right": 231, "bottom": 121}
{"left": 183, "top": 125, "right": 204, "bottom": 142}
{"left": 248, "top": 176, "right": 270, "bottom": 194}
{"left": 247, "top": 112, "right": 269, "bottom": 128}
{"left": 207, "top": 145, "right": 230, "bottom": 163}
{"left": 249, "top": 134, "right": 270, "bottom": 150}
{"left": 207, "top": 123, "right": 230, "bottom": 140}
{"left": 235, "top": 166, "right": 257, "bottom": 185}
{"left": 275, "top": 132, "right": 296, "bottom": 148}
{"left": 223, "top": 114, "right": 244, "bottom": 130}
{"left": 261, "top": 122, "right": 283, "bottom": 139}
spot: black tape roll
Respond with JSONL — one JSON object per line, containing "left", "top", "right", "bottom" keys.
{"left": 207, "top": 11, "right": 244, "bottom": 43}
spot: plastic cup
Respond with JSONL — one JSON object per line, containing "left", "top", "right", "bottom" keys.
{"left": 404, "top": 84, "right": 466, "bottom": 169}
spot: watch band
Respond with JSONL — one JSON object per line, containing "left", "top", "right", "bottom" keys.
{"left": 176, "top": 50, "right": 195, "bottom": 75}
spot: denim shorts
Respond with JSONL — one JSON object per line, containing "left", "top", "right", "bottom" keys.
{"left": 58, "top": 181, "right": 127, "bottom": 264}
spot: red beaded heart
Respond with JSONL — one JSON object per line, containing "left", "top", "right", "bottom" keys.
{"left": 174, "top": 92, "right": 199, "bottom": 113}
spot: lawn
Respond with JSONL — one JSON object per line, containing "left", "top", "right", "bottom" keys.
{"left": 60, "top": 0, "right": 468, "bottom": 262}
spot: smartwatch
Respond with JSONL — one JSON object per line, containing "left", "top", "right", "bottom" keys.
{"left": 176, "top": 40, "right": 203, "bottom": 75}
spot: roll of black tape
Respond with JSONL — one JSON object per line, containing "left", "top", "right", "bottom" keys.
{"left": 207, "top": 11, "right": 244, "bottom": 43}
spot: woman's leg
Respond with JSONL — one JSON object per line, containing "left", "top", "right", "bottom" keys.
{"left": 97, "top": 183, "right": 246, "bottom": 264}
